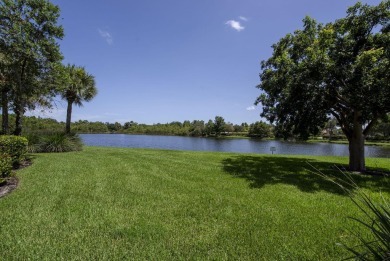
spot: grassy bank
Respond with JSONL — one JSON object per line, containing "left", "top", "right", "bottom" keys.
{"left": 308, "top": 139, "right": 390, "bottom": 147}
{"left": 1, "top": 147, "right": 389, "bottom": 260}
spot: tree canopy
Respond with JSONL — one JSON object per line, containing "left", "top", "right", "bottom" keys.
{"left": 248, "top": 121, "right": 273, "bottom": 138}
{"left": 213, "top": 116, "right": 226, "bottom": 136}
{"left": 0, "top": 0, "right": 64, "bottom": 135}
{"left": 256, "top": 1, "right": 390, "bottom": 171}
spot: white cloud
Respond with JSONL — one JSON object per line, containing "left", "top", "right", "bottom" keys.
{"left": 246, "top": 106, "right": 256, "bottom": 111}
{"left": 239, "top": 16, "right": 248, "bottom": 21}
{"left": 225, "top": 20, "right": 245, "bottom": 32}
{"left": 98, "top": 29, "right": 113, "bottom": 45}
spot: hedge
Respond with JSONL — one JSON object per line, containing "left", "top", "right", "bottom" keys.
{"left": 0, "top": 135, "right": 28, "bottom": 167}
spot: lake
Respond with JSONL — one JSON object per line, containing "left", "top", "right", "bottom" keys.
{"left": 80, "top": 134, "right": 390, "bottom": 158}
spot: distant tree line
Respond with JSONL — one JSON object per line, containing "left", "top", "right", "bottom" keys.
{"left": 0, "top": 114, "right": 274, "bottom": 139}
{"left": 105, "top": 116, "right": 275, "bottom": 138}
{"left": 84, "top": 116, "right": 274, "bottom": 138}
{"left": 2, "top": 114, "right": 389, "bottom": 141}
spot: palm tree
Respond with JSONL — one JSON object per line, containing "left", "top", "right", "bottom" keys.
{"left": 61, "top": 65, "right": 97, "bottom": 134}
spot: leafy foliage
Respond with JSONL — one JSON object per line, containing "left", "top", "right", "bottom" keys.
{"left": 248, "top": 121, "right": 273, "bottom": 138}
{"left": 0, "top": 153, "right": 12, "bottom": 178}
{"left": 371, "top": 114, "right": 390, "bottom": 141}
{"left": 72, "top": 120, "right": 109, "bottom": 134}
{"left": 256, "top": 1, "right": 390, "bottom": 171}
{"left": 213, "top": 116, "right": 226, "bottom": 136}
{"left": 0, "top": 0, "right": 64, "bottom": 135}
{"left": 189, "top": 120, "right": 206, "bottom": 136}
{"left": 0, "top": 135, "right": 28, "bottom": 166}
{"left": 35, "top": 132, "right": 83, "bottom": 153}
{"left": 60, "top": 65, "right": 97, "bottom": 134}
{"left": 1, "top": 115, "right": 270, "bottom": 138}
{"left": 24, "top": 132, "right": 45, "bottom": 153}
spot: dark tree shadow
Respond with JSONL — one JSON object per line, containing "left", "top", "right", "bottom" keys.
{"left": 221, "top": 156, "right": 390, "bottom": 195}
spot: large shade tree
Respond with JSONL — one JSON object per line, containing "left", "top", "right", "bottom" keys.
{"left": 0, "top": 0, "right": 64, "bottom": 135}
{"left": 256, "top": 1, "right": 390, "bottom": 172}
{"left": 61, "top": 65, "right": 97, "bottom": 134}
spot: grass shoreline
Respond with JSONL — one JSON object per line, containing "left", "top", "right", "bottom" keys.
{"left": 307, "top": 139, "right": 390, "bottom": 147}
{"left": 1, "top": 146, "right": 389, "bottom": 259}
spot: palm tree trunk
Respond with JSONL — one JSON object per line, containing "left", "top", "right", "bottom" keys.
{"left": 65, "top": 100, "right": 73, "bottom": 134}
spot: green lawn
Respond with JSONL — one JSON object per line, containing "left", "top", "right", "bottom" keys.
{"left": 1, "top": 147, "right": 389, "bottom": 260}
{"left": 307, "top": 138, "right": 390, "bottom": 147}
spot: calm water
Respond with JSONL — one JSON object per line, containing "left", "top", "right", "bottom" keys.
{"left": 80, "top": 134, "right": 390, "bottom": 158}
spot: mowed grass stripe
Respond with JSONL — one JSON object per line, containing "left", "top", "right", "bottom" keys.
{"left": 0, "top": 146, "right": 389, "bottom": 260}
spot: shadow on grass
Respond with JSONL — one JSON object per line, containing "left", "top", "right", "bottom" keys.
{"left": 221, "top": 156, "right": 390, "bottom": 195}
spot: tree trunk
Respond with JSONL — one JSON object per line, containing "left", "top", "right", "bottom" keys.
{"left": 14, "top": 59, "right": 27, "bottom": 136}
{"left": 1, "top": 88, "right": 9, "bottom": 134}
{"left": 348, "top": 115, "right": 365, "bottom": 172}
{"left": 65, "top": 100, "right": 73, "bottom": 134}
{"left": 13, "top": 98, "right": 24, "bottom": 136}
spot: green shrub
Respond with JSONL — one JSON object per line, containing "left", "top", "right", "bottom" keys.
{"left": 0, "top": 135, "right": 28, "bottom": 166}
{"left": 0, "top": 153, "right": 12, "bottom": 178}
{"left": 38, "top": 132, "right": 83, "bottom": 153}
{"left": 67, "top": 133, "right": 83, "bottom": 151}
{"left": 23, "top": 132, "right": 43, "bottom": 153}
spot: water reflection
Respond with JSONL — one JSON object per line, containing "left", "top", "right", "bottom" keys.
{"left": 80, "top": 134, "right": 390, "bottom": 158}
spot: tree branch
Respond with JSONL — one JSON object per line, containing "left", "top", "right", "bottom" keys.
{"left": 363, "top": 115, "right": 379, "bottom": 136}
{"left": 331, "top": 107, "right": 351, "bottom": 138}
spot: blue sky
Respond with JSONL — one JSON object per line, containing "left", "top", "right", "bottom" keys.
{"left": 31, "top": 0, "right": 382, "bottom": 125}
